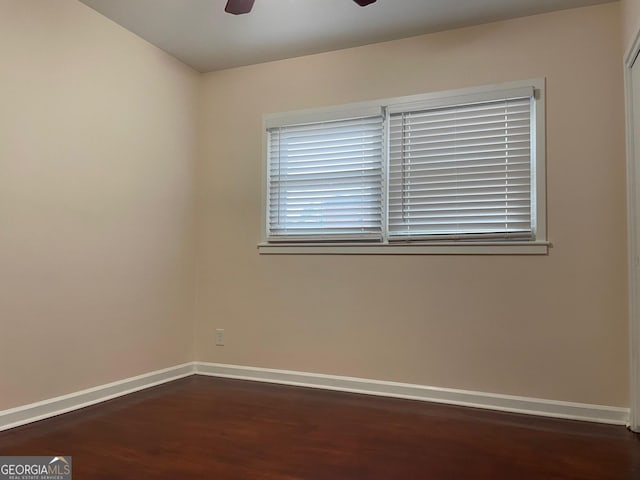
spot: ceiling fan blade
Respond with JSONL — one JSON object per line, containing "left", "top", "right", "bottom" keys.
{"left": 225, "top": 0, "right": 255, "bottom": 15}
{"left": 353, "top": 0, "right": 377, "bottom": 5}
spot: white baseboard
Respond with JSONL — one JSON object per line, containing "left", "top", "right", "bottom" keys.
{"left": 0, "top": 361, "right": 629, "bottom": 432}
{"left": 195, "top": 362, "right": 630, "bottom": 426}
{"left": 0, "top": 363, "right": 195, "bottom": 432}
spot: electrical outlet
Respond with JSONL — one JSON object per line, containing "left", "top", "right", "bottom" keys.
{"left": 215, "top": 328, "right": 225, "bottom": 346}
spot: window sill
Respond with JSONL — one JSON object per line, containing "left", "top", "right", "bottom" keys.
{"left": 257, "top": 241, "right": 550, "bottom": 255}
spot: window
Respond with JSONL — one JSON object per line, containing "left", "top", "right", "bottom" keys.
{"left": 268, "top": 115, "right": 384, "bottom": 241}
{"left": 261, "top": 80, "right": 547, "bottom": 254}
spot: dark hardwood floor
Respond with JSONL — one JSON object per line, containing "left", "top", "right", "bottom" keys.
{"left": 0, "top": 376, "right": 638, "bottom": 479}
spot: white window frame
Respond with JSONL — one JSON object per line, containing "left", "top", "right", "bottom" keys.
{"left": 259, "top": 79, "right": 548, "bottom": 255}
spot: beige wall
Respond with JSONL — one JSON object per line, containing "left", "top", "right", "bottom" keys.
{"left": 196, "top": 3, "right": 629, "bottom": 407}
{"left": 0, "top": 1, "right": 629, "bottom": 413}
{"left": 0, "top": 0, "right": 198, "bottom": 410}
{"left": 623, "top": 0, "right": 640, "bottom": 51}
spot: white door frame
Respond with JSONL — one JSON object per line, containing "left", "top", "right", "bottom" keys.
{"left": 624, "top": 28, "right": 640, "bottom": 433}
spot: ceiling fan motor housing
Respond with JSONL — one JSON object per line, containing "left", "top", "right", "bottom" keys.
{"left": 225, "top": 0, "right": 376, "bottom": 15}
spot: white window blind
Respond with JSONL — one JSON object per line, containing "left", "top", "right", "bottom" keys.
{"left": 267, "top": 115, "right": 384, "bottom": 241}
{"left": 388, "top": 96, "right": 533, "bottom": 241}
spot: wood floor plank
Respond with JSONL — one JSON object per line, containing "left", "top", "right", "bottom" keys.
{"left": 0, "top": 376, "right": 638, "bottom": 479}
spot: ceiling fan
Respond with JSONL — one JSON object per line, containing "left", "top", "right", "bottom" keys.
{"left": 225, "top": 0, "right": 377, "bottom": 15}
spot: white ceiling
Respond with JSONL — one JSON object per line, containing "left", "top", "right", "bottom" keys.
{"left": 79, "top": 0, "right": 615, "bottom": 73}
